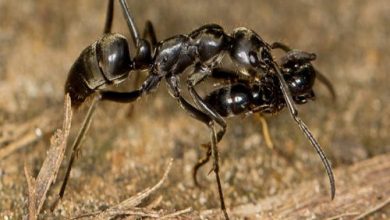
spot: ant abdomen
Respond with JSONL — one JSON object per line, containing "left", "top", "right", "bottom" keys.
{"left": 204, "top": 83, "right": 253, "bottom": 117}
{"left": 65, "top": 33, "right": 133, "bottom": 108}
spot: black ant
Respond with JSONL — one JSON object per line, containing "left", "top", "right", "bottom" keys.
{"left": 193, "top": 45, "right": 335, "bottom": 187}
{"left": 57, "top": 1, "right": 335, "bottom": 219}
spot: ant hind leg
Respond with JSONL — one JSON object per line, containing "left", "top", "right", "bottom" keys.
{"left": 52, "top": 95, "right": 100, "bottom": 210}
{"left": 142, "top": 20, "right": 158, "bottom": 49}
{"left": 103, "top": 0, "right": 114, "bottom": 34}
{"left": 52, "top": 88, "right": 145, "bottom": 210}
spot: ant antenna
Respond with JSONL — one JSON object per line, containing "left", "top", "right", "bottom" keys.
{"left": 272, "top": 63, "right": 335, "bottom": 199}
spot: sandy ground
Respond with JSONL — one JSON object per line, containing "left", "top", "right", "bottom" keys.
{"left": 0, "top": 0, "right": 389, "bottom": 219}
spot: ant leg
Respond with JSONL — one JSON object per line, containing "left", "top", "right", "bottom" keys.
{"left": 271, "top": 41, "right": 292, "bottom": 51}
{"left": 272, "top": 42, "right": 336, "bottom": 100}
{"left": 129, "top": 20, "right": 157, "bottom": 87}
{"left": 52, "top": 95, "right": 100, "bottom": 210}
{"left": 125, "top": 21, "right": 158, "bottom": 116}
{"left": 99, "top": 89, "right": 142, "bottom": 102}
{"left": 186, "top": 67, "right": 229, "bottom": 187}
{"left": 125, "top": 20, "right": 158, "bottom": 116}
{"left": 254, "top": 114, "right": 274, "bottom": 149}
{"left": 128, "top": 20, "right": 157, "bottom": 92}
{"left": 176, "top": 101, "right": 229, "bottom": 220}
{"left": 209, "top": 122, "right": 230, "bottom": 220}
{"left": 209, "top": 67, "right": 242, "bottom": 86}
{"left": 53, "top": 89, "right": 144, "bottom": 208}
{"left": 125, "top": 78, "right": 143, "bottom": 117}
{"left": 165, "top": 75, "right": 211, "bottom": 124}
{"left": 193, "top": 126, "right": 226, "bottom": 187}
{"left": 187, "top": 67, "right": 228, "bottom": 148}
{"left": 315, "top": 70, "right": 337, "bottom": 100}
{"left": 193, "top": 128, "right": 228, "bottom": 187}
{"left": 193, "top": 144, "right": 211, "bottom": 187}
{"left": 254, "top": 114, "right": 301, "bottom": 168}
{"left": 142, "top": 20, "right": 157, "bottom": 49}
{"left": 187, "top": 67, "right": 227, "bottom": 134}
{"left": 165, "top": 75, "right": 229, "bottom": 218}
{"left": 119, "top": 0, "right": 153, "bottom": 67}
{"left": 187, "top": 72, "right": 230, "bottom": 219}
{"left": 103, "top": 0, "right": 114, "bottom": 34}
{"left": 118, "top": 0, "right": 141, "bottom": 47}
{"left": 272, "top": 62, "right": 335, "bottom": 199}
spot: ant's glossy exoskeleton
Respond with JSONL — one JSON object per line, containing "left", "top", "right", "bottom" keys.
{"left": 57, "top": 1, "right": 335, "bottom": 219}
{"left": 192, "top": 45, "right": 335, "bottom": 186}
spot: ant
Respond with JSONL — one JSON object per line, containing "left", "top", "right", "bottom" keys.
{"left": 193, "top": 44, "right": 335, "bottom": 187}
{"left": 57, "top": 0, "right": 335, "bottom": 219}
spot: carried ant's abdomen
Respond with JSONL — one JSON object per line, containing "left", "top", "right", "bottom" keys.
{"left": 204, "top": 83, "right": 252, "bottom": 117}
{"left": 65, "top": 33, "right": 132, "bottom": 108}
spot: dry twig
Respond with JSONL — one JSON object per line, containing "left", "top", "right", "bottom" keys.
{"left": 0, "top": 128, "right": 42, "bottom": 159}
{"left": 24, "top": 94, "right": 72, "bottom": 219}
{"left": 353, "top": 197, "right": 390, "bottom": 220}
{"left": 197, "top": 153, "right": 390, "bottom": 219}
{"left": 0, "top": 108, "right": 58, "bottom": 160}
{"left": 72, "top": 159, "right": 192, "bottom": 219}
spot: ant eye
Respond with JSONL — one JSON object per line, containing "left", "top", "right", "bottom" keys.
{"left": 248, "top": 51, "right": 259, "bottom": 66}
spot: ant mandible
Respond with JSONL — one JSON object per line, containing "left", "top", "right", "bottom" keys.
{"left": 58, "top": 0, "right": 335, "bottom": 219}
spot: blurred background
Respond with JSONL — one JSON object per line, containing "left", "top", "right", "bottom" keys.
{"left": 0, "top": 0, "right": 389, "bottom": 219}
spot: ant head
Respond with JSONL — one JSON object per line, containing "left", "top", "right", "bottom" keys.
{"left": 229, "top": 28, "right": 273, "bottom": 77}
{"left": 281, "top": 50, "right": 317, "bottom": 104}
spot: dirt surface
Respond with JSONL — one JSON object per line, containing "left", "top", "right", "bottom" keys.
{"left": 0, "top": 0, "right": 389, "bottom": 219}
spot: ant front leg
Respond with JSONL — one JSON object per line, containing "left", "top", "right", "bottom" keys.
{"left": 187, "top": 68, "right": 230, "bottom": 219}
{"left": 165, "top": 74, "right": 230, "bottom": 219}
{"left": 192, "top": 143, "right": 212, "bottom": 186}
{"left": 191, "top": 68, "right": 237, "bottom": 187}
